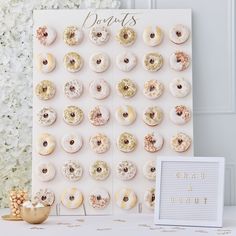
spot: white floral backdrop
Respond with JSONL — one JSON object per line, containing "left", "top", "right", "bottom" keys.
{"left": 0, "top": 0, "right": 120, "bottom": 208}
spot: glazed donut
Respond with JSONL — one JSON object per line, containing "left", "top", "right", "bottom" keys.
{"left": 143, "top": 160, "right": 156, "bottom": 181}
{"left": 37, "top": 107, "right": 57, "bottom": 126}
{"left": 116, "top": 78, "right": 137, "bottom": 98}
{"left": 115, "top": 188, "right": 137, "bottom": 210}
{"left": 89, "top": 160, "right": 110, "bottom": 181}
{"left": 61, "top": 133, "right": 83, "bottom": 153}
{"left": 143, "top": 106, "right": 163, "bottom": 126}
{"left": 170, "top": 51, "right": 190, "bottom": 71}
{"left": 144, "top": 188, "right": 155, "bottom": 209}
{"left": 116, "top": 160, "right": 137, "bottom": 181}
{"left": 61, "top": 160, "right": 83, "bottom": 182}
{"left": 88, "top": 188, "right": 110, "bottom": 209}
{"left": 117, "top": 132, "right": 137, "bottom": 153}
{"left": 143, "top": 80, "right": 164, "bottom": 99}
{"left": 36, "top": 133, "right": 56, "bottom": 156}
{"left": 88, "top": 105, "right": 109, "bottom": 126}
{"left": 89, "top": 52, "right": 110, "bottom": 73}
{"left": 37, "top": 53, "right": 56, "bottom": 73}
{"left": 170, "top": 105, "right": 191, "bottom": 125}
{"left": 115, "top": 105, "right": 136, "bottom": 126}
{"left": 171, "top": 132, "right": 191, "bottom": 152}
{"left": 61, "top": 187, "right": 83, "bottom": 209}
{"left": 34, "top": 189, "right": 55, "bottom": 206}
{"left": 143, "top": 26, "right": 163, "bottom": 46}
{"left": 144, "top": 132, "right": 163, "bottom": 153}
{"left": 116, "top": 27, "right": 136, "bottom": 46}
{"left": 37, "top": 162, "right": 56, "bottom": 182}
{"left": 63, "top": 26, "right": 84, "bottom": 46}
{"left": 89, "top": 79, "right": 110, "bottom": 100}
{"left": 64, "top": 52, "right": 83, "bottom": 72}
{"left": 89, "top": 133, "right": 110, "bottom": 154}
{"left": 64, "top": 79, "right": 83, "bottom": 99}
{"left": 35, "top": 80, "right": 56, "bottom": 101}
{"left": 169, "top": 24, "right": 190, "bottom": 44}
{"left": 169, "top": 78, "right": 191, "bottom": 98}
{"left": 89, "top": 26, "right": 110, "bottom": 45}
{"left": 63, "top": 105, "right": 84, "bottom": 126}
{"left": 116, "top": 52, "right": 137, "bottom": 72}
{"left": 143, "top": 52, "right": 163, "bottom": 72}
{"left": 36, "top": 26, "right": 56, "bottom": 46}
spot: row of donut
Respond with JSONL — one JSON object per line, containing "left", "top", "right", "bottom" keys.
{"left": 37, "top": 132, "right": 191, "bottom": 154}
{"left": 37, "top": 51, "right": 190, "bottom": 73}
{"left": 35, "top": 78, "right": 191, "bottom": 101}
{"left": 33, "top": 187, "right": 155, "bottom": 210}
{"left": 36, "top": 25, "right": 190, "bottom": 47}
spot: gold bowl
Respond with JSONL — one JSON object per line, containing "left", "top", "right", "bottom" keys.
{"left": 20, "top": 206, "right": 51, "bottom": 224}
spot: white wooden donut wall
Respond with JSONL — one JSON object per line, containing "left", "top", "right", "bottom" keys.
{"left": 32, "top": 9, "right": 193, "bottom": 215}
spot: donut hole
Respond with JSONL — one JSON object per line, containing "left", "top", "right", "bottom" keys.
{"left": 96, "top": 195, "right": 101, "bottom": 200}
{"left": 150, "top": 167, "right": 156, "bottom": 172}
{"left": 69, "top": 195, "right": 75, "bottom": 201}
{"left": 150, "top": 33, "right": 155, "bottom": 38}
{"left": 124, "top": 58, "right": 129, "bottom": 64}
{"left": 97, "top": 140, "right": 102, "bottom": 146}
{"left": 123, "top": 167, "right": 128, "bottom": 172}
{"left": 43, "top": 32, "right": 48, "bottom": 37}
{"left": 96, "top": 85, "right": 102, "bottom": 92}
{"left": 96, "top": 112, "right": 102, "bottom": 118}
{"left": 123, "top": 85, "right": 129, "bottom": 91}
{"left": 176, "top": 58, "right": 182, "bottom": 63}
{"left": 69, "top": 86, "right": 75, "bottom": 92}
{"left": 69, "top": 167, "right": 75, "bottom": 173}
{"left": 149, "top": 85, "right": 155, "bottom": 92}
{"left": 177, "top": 111, "right": 183, "bottom": 116}
{"left": 43, "top": 113, "right": 48, "bottom": 118}
{"left": 42, "top": 86, "right": 48, "bottom": 92}
{"left": 70, "top": 140, "right": 75, "bottom": 145}
{"left": 70, "top": 59, "right": 75, "bottom": 65}
{"left": 123, "top": 112, "right": 128, "bottom": 118}
{"left": 96, "top": 167, "right": 102, "bottom": 173}
{"left": 42, "top": 168, "right": 48, "bottom": 174}
{"left": 69, "top": 32, "right": 75, "bottom": 38}
{"left": 70, "top": 112, "right": 75, "bottom": 118}
{"left": 42, "top": 60, "right": 48, "bottom": 65}
{"left": 176, "top": 31, "right": 182, "bottom": 37}
{"left": 96, "top": 59, "right": 102, "bottom": 65}
{"left": 41, "top": 195, "right": 47, "bottom": 201}
{"left": 178, "top": 139, "right": 183, "bottom": 145}
{"left": 149, "top": 59, "right": 155, "bottom": 64}
{"left": 124, "top": 139, "right": 129, "bottom": 145}
{"left": 151, "top": 193, "right": 155, "bottom": 202}
{"left": 123, "top": 33, "right": 128, "bottom": 39}
{"left": 96, "top": 32, "right": 102, "bottom": 37}
{"left": 177, "top": 84, "right": 182, "bottom": 89}
{"left": 123, "top": 196, "right": 129, "bottom": 202}
{"left": 150, "top": 139, "right": 156, "bottom": 145}
{"left": 43, "top": 141, "right": 48, "bottom": 147}
{"left": 149, "top": 112, "right": 155, "bottom": 119}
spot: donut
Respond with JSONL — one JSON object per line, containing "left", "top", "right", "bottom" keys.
{"left": 143, "top": 52, "right": 163, "bottom": 72}
{"left": 61, "top": 133, "right": 83, "bottom": 153}
{"left": 116, "top": 27, "right": 136, "bottom": 46}
{"left": 144, "top": 132, "right": 163, "bottom": 153}
{"left": 143, "top": 160, "right": 156, "bottom": 181}
{"left": 143, "top": 106, "right": 163, "bottom": 126}
{"left": 63, "top": 26, "right": 84, "bottom": 46}
{"left": 88, "top": 188, "right": 110, "bottom": 209}
{"left": 143, "top": 80, "right": 164, "bottom": 99}
{"left": 116, "top": 78, "right": 137, "bottom": 98}
{"left": 63, "top": 105, "right": 84, "bottom": 126}
{"left": 115, "top": 188, "right": 137, "bottom": 210}
{"left": 89, "top": 160, "right": 110, "bottom": 181}
{"left": 36, "top": 26, "right": 56, "bottom": 46}
{"left": 143, "top": 26, "right": 163, "bottom": 46}
{"left": 64, "top": 79, "right": 83, "bottom": 99}
{"left": 36, "top": 133, "right": 56, "bottom": 156}
{"left": 116, "top": 52, "right": 137, "bottom": 72}
{"left": 63, "top": 52, "right": 83, "bottom": 73}
{"left": 89, "top": 133, "right": 110, "bottom": 154}
{"left": 171, "top": 132, "right": 191, "bottom": 152}
{"left": 88, "top": 105, "right": 109, "bottom": 126}
{"left": 61, "top": 160, "right": 83, "bottom": 182}
{"left": 89, "top": 52, "right": 110, "bottom": 73}
{"left": 37, "top": 162, "right": 56, "bottom": 182}
{"left": 169, "top": 78, "right": 191, "bottom": 98}
{"left": 35, "top": 80, "right": 56, "bottom": 100}
{"left": 169, "top": 24, "right": 190, "bottom": 44}
{"left": 116, "top": 160, "right": 137, "bottom": 180}
{"left": 115, "top": 105, "right": 136, "bottom": 126}
{"left": 34, "top": 189, "right": 55, "bottom": 206}
{"left": 37, "top": 53, "right": 56, "bottom": 73}
{"left": 61, "top": 187, "right": 83, "bottom": 209}
{"left": 169, "top": 51, "right": 190, "bottom": 71}
{"left": 37, "top": 107, "right": 57, "bottom": 126}
{"left": 89, "top": 79, "right": 110, "bottom": 100}
{"left": 117, "top": 132, "right": 137, "bottom": 153}
{"left": 89, "top": 26, "right": 110, "bottom": 45}
{"left": 144, "top": 188, "right": 155, "bottom": 209}
{"left": 170, "top": 105, "right": 191, "bottom": 125}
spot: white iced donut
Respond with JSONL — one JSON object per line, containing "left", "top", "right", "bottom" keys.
{"left": 88, "top": 105, "right": 110, "bottom": 126}
{"left": 61, "top": 160, "right": 83, "bottom": 182}
{"left": 143, "top": 52, "right": 163, "bottom": 72}
{"left": 144, "top": 132, "right": 164, "bottom": 153}
{"left": 169, "top": 78, "right": 191, "bottom": 98}
{"left": 89, "top": 52, "right": 110, "bottom": 73}
{"left": 37, "top": 107, "right": 57, "bottom": 126}
{"left": 37, "top": 162, "right": 56, "bottom": 182}
{"left": 61, "top": 187, "right": 83, "bottom": 209}
{"left": 89, "top": 79, "right": 110, "bottom": 100}
{"left": 36, "top": 26, "right": 57, "bottom": 46}
{"left": 144, "top": 188, "right": 155, "bottom": 209}
{"left": 37, "top": 133, "right": 56, "bottom": 156}
{"left": 64, "top": 79, "right": 83, "bottom": 99}
{"left": 143, "top": 26, "right": 163, "bottom": 46}
{"left": 63, "top": 106, "right": 84, "bottom": 126}
{"left": 61, "top": 133, "right": 83, "bottom": 153}
{"left": 115, "top": 188, "right": 137, "bottom": 210}
{"left": 116, "top": 160, "right": 137, "bottom": 181}
{"left": 171, "top": 132, "right": 191, "bottom": 152}
{"left": 143, "top": 106, "right": 163, "bottom": 126}
{"left": 115, "top": 105, "right": 136, "bottom": 126}
{"left": 37, "top": 53, "right": 56, "bottom": 73}
{"left": 116, "top": 52, "right": 137, "bottom": 72}
{"left": 34, "top": 189, "right": 55, "bottom": 206}
{"left": 169, "top": 24, "right": 190, "bottom": 44}
{"left": 170, "top": 51, "right": 190, "bottom": 71}
{"left": 89, "top": 160, "right": 110, "bottom": 181}
{"left": 170, "top": 105, "right": 191, "bottom": 125}
{"left": 143, "top": 80, "right": 164, "bottom": 99}
{"left": 63, "top": 26, "right": 84, "bottom": 46}
{"left": 143, "top": 160, "right": 156, "bottom": 181}
{"left": 63, "top": 52, "right": 84, "bottom": 73}
{"left": 88, "top": 188, "right": 110, "bottom": 209}
{"left": 89, "top": 133, "right": 110, "bottom": 154}
{"left": 89, "top": 26, "right": 110, "bottom": 45}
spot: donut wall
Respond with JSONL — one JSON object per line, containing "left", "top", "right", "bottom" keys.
{"left": 32, "top": 9, "right": 193, "bottom": 216}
